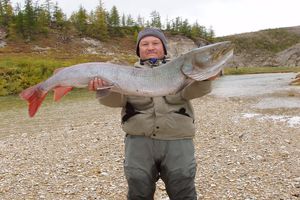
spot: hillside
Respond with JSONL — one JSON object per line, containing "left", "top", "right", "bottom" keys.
{"left": 0, "top": 28, "right": 137, "bottom": 64}
{"left": 1, "top": 26, "right": 300, "bottom": 68}
{"left": 217, "top": 26, "right": 300, "bottom": 67}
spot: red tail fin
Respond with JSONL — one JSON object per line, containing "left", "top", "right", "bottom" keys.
{"left": 53, "top": 86, "right": 73, "bottom": 101}
{"left": 19, "top": 85, "right": 47, "bottom": 117}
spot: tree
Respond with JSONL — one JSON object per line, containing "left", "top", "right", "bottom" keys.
{"left": 107, "top": 5, "right": 122, "bottom": 36}
{"left": 121, "top": 14, "right": 125, "bottom": 26}
{"left": 7, "top": 2, "right": 22, "bottom": 39}
{"left": 42, "top": 0, "right": 53, "bottom": 25}
{"left": 52, "top": 2, "right": 65, "bottom": 29}
{"left": 108, "top": 5, "right": 120, "bottom": 27}
{"left": 169, "top": 17, "right": 182, "bottom": 34}
{"left": 150, "top": 10, "right": 161, "bottom": 29}
{"left": 191, "top": 21, "right": 205, "bottom": 38}
{"left": 165, "top": 16, "right": 171, "bottom": 31}
{"left": 206, "top": 26, "right": 215, "bottom": 42}
{"left": 70, "top": 5, "right": 88, "bottom": 36}
{"left": 0, "top": 0, "right": 5, "bottom": 27}
{"left": 126, "top": 14, "right": 134, "bottom": 26}
{"left": 35, "top": 6, "right": 50, "bottom": 34}
{"left": 87, "top": 0, "right": 109, "bottom": 41}
{"left": 136, "top": 14, "right": 144, "bottom": 27}
{"left": 23, "top": 0, "right": 36, "bottom": 39}
{"left": 0, "top": 0, "right": 13, "bottom": 28}
{"left": 180, "top": 19, "right": 191, "bottom": 37}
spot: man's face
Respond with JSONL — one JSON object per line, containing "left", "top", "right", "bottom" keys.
{"left": 139, "top": 36, "right": 165, "bottom": 60}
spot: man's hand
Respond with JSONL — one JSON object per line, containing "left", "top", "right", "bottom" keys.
{"left": 88, "top": 77, "right": 111, "bottom": 91}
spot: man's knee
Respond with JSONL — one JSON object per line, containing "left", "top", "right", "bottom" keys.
{"left": 163, "top": 166, "right": 197, "bottom": 200}
{"left": 124, "top": 167, "right": 156, "bottom": 199}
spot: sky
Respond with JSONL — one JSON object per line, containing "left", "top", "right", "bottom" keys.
{"left": 10, "top": 0, "right": 300, "bottom": 37}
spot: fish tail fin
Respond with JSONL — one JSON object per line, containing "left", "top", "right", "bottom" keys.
{"left": 53, "top": 86, "right": 73, "bottom": 101}
{"left": 19, "top": 85, "right": 48, "bottom": 117}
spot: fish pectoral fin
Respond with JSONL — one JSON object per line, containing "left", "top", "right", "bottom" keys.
{"left": 53, "top": 86, "right": 73, "bottom": 101}
{"left": 95, "top": 85, "right": 113, "bottom": 97}
{"left": 97, "top": 85, "right": 112, "bottom": 90}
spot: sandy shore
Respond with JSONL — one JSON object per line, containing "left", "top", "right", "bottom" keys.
{"left": 0, "top": 92, "right": 299, "bottom": 199}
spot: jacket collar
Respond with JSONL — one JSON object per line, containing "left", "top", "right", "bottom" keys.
{"left": 139, "top": 57, "right": 168, "bottom": 67}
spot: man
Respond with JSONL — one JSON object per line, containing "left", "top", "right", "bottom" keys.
{"left": 89, "top": 28, "right": 213, "bottom": 199}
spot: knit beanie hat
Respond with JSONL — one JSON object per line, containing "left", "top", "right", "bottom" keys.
{"left": 136, "top": 28, "right": 168, "bottom": 57}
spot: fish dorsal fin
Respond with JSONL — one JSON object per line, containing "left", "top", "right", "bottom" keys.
{"left": 53, "top": 86, "right": 73, "bottom": 101}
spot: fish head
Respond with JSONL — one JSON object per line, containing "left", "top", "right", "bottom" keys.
{"left": 182, "top": 41, "right": 234, "bottom": 81}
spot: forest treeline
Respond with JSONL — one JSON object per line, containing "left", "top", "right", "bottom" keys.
{"left": 0, "top": 0, "right": 215, "bottom": 41}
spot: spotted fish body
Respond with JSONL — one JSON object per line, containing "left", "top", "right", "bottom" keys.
{"left": 20, "top": 41, "right": 234, "bottom": 117}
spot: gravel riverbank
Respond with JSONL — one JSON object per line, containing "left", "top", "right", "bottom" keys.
{"left": 0, "top": 87, "right": 299, "bottom": 199}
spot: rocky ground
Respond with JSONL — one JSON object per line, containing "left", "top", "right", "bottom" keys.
{"left": 0, "top": 91, "right": 299, "bottom": 199}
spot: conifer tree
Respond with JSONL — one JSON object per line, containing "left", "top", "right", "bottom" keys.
{"left": 0, "top": 0, "right": 4, "bottom": 27}
{"left": 191, "top": 21, "right": 205, "bottom": 38}
{"left": 206, "top": 26, "right": 215, "bottom": 42}
{"left": 150, "top": 10, "right": 161, "bottom": 29}
{"left": 23, "top": 0, "right": 36, "bottom": 39}
{"left": 70, "top": 5, "right": 88, "bottom": 36}
{"left": 121, "top": 14, "right": 126, "bottom": 26}
{"left": 0, "top": 0, "right": 13, "bottom": 28}
{"left": 136, "top": 14, "right": 144, "bottom": 27}
{"left": 107, "top": 5, "right": 121, "bottom": 36}
{"left": 87, "top": 0, "right": 108, "bottom": 40}
{"left": 180, "top": 19, "right": 191, "bottom": 37}
{"left": 11, "top": 3, "right": 24, "bottom": 37}
{"left": 108, "top": 5, "right": 120, "bottom": 27}
{"left": 53, "top": 2, "right": 65, "bottom": 29}
{"left": 36, "top": 5, "right": 51, "bottom": 34}
{"left": 126, "top": 14, "right": 134, "bottom": 26}
{"left": 43, "top": 0, "right": 53, "bottom": 25}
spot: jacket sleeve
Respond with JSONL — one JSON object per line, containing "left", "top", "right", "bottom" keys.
{"left": 96, "top": 91, "right": 127, "bottom": 107}
{"left": 181, "top": 80, "right": 212, "bottom": 100}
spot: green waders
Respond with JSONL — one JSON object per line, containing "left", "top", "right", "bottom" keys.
{"left": 124, "top": 135, "right": 197, "bottom": 200}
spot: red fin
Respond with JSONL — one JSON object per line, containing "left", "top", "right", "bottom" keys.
{"left": 19, "top": 85, "right": 48, "bottom": 117}
{"left": 53, "top": 86, "right": 73, "bottom": 101}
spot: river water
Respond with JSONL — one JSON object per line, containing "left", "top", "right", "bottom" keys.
{"left": 210, "top": 72, "right": 300, "bottom": 127}
{"left": 211, "top": 72, "right": 300, "bottom": 108}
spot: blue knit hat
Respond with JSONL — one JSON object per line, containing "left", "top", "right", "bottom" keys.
{"left": 136, "top": 28, "right": 168, "bottom": 57}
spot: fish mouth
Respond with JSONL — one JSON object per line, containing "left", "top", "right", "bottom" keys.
{"left": 194, "top": 41, "right": 234, "bottom": 66}
{"left": 211, "top": 42, "right": 234, "bottom": 62}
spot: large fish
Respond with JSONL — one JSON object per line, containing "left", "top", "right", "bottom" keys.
{"left": 20, "top": 41, "right": 234, "bottom": 117}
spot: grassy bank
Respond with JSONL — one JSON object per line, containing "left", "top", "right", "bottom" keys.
{"left": 224, "top": 66, "right": 300, "bottom": 75}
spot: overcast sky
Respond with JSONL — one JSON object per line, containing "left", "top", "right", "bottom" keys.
{"left": 10, "top": 0, "right": 300, "bottom": 36}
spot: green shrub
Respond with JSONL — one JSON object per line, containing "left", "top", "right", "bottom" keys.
{"left": 0, "top": 56, "right": 67, "bottom": 96}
